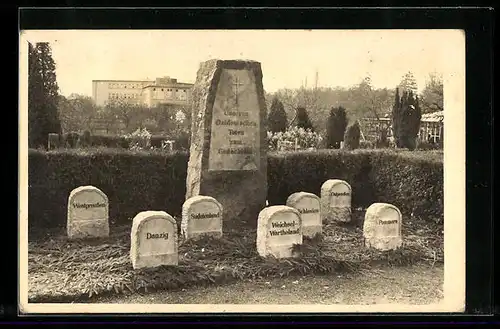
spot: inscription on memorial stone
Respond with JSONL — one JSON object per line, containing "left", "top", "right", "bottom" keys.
{"left": 208, "top": 69, "right": 260, "bottom": 171}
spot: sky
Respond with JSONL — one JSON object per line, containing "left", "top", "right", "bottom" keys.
{"left": 20, "top": 30, "right": 463, "bottom": 98}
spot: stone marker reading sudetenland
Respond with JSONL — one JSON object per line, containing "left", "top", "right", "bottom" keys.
{"left": 186, "top": 59, "right": 268, "bottom": 225}
{"left": 363, "top": 202, "right": 403, "bottom": 251}
{"left": 181, "top": 195, "right": 223, "bottom": 240}
{"left": 257, "top": 205, "right": 303, "bottom": 258}
{"left": 286, "top": 192, "right": 322, "bottom": 238}
{"left": 67, "top": 185, "right": 109, "bottom": 239}
{"left": 320, "top": 179, "right": 352, "bottom": 223}
{"left": 130, "top": 211, "right": 178, "bottom": 269}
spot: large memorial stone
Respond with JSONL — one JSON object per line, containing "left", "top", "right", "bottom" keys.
{"left": 130, "top": 211, "right": 178, "bottom": 269}
{"left": 181, "top": 195, "right": 223, "bottom": 240}
{"left": 320, "top": 179, "right": 352, "bottom": 223}
{"left": 67, "top": 186, "right": 109, "bottom": 239}
{"left": 256, "top": 206, "right": 302, "bottom": 258}
{"left": 363, "top": 203, "right": 403, "bottom": 251}
{"left": 286, "top": 192, "right": 321, "bottom": 238}
{"left": 186, "top": 59, "right": 268, "bottom": 225}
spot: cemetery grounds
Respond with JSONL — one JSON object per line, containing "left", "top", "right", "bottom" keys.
{"left": 28, "top": 185, "right": 443, "bottom": 304}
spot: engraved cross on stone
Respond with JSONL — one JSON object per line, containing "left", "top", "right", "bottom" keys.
{"left": 232, "top": 76, "right": 244, "bottom": 107}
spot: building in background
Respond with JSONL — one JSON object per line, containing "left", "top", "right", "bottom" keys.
{"left": 92, "top": 76, "right": 194, "bottom": 107}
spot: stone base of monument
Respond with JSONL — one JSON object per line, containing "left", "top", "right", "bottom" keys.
{"left": 67, "top": 219, "right": 109, "bottom": 240}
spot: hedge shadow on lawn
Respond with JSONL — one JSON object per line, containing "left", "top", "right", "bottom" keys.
{"left": 27, "top": 210, "right": 443, "bottom": 303}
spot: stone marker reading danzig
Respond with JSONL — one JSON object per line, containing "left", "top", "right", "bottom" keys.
{"left": 186, "top": 59, "right": 267, "bottom": 225}
{"left": 181, "top": 195, "right": 223, "bottom": 240}
{"left": 363, "top": 203, "right": 403, "bottom": 251}
{"left": 67, "top": 185, "right": 109, "bottom": 240}
{"left": 320, "top": 179, "right": 352, "bottom": 223}
{"left": 257, "top": 205, "right": 303, "bottom": 258}
{"left": 130, "top": 211, "right": 178, "bottom": 269}
{"left": 286, "top": 192, "right": 322, "bottom": 238}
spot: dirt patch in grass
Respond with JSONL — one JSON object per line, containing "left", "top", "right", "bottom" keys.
{"left": 28, "top": 210, "right": 443, "bottom": 303}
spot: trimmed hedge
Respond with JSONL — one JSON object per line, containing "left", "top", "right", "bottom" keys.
{"left": 28, "top": 148, "right": 443, "bottom": 235}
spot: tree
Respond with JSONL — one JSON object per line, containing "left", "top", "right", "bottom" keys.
{"left": 420, "top": 72, "right": 443, "bottom": 113}
{"left": 344, "top": 120, "right": 361, "bottom": 150}
{"left": 399, "top": 71, "right": 418, "bottom": 94}
{"left": 294, "top": 107, "right": 314, "bottom": 131}
{"left": 391, "top": 87, "right": 422, "bottom": 150}
{"left": 326, "top": 106, "right": 348, "bottom": 149}
{"left": 268, "top": 97, "right": 287, "bottom": 133}
{"left": 28, "top": 42, "right": 62, "bottom": 149}
{"left": 58, "top": 94, "right": 98, "bottom": 133}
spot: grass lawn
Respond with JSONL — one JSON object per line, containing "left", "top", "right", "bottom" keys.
{"left": 27, "top": 210, "right": 443, "bottom": 303}
{"left": 95, "top": 263, "right": 444, "bottom": 305}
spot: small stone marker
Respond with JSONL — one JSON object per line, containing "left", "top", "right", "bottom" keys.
{"left": 286, "top": 192, "right": 321, "bottom": 238}
{"left": 130, "top": 211, "right": 178, "bottom": 269}
{"left": 186, "top": 59, "right": 268, "bottom": 225}
{"left": 363, "top": 203, "right": 403, "bottom": 251}
{"left": 181, "top": 195, "right": 223, "bottom": 240}
{"left": 48, "top": 133, "right": 60, "bottom": 150}
{"left": 257, "top": 206, "right": 303, "bottom": 258}
{"left": 320, "top": 179, "right": 352, "bottom": 223}
{"left": 67, "top": 186, "right": 109, "bottom": 239}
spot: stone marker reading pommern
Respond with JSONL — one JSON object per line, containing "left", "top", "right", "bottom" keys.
{"left": 186, "top": 59, "right": 268, "bottom": 225}
{"left": 130, "top": 211, "right": 178, "bottom": 269}
{"left": 257, "top": 206, "right": 303, "bottom": 258}
{"left": 67, "top": 186, "right": 109, "bottom": 239}
{"left": 286, "top": 192, "right": 321, "bottom": 238}
{"left": 181, "top": 195, "right": 223, "bottom": 240}
{"left": 363, "top": 203, "right": 403, "bottom": 251}
{"left": 320, "top": 179, "right": 352, "bottom": 223}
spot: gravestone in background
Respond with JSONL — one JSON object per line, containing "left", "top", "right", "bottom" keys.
{"left": 363, "top": 203, "right": 403, "bottom": 251}
{"left": 186, "top": 59, "right": 268, "bottom": 227}
{"left": 181, "top": 195, "right": 223, "bottom": 240}
{"left": 48, "top": 133, "right": 60, "bottom": 150}
{"left": 256, "top": 205, "right": 302, "bottom": 258}
{"left": 67, "top": 185, "right": 109, "bottom": 239}
{"left": 320, "top": 179, "right": 352, "bottom": 223}
{"left": 286, "top": 192, "right": 321, "bottom": 238}
{"left": 130, "top": 211, "right": 178, "bottom": 269}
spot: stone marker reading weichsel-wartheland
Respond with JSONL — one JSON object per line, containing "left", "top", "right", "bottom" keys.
{"left": 67, "top": 185, "right": 109, "bottom": 240}
{"left": 130, "top": 211, "right": 178, "bottom": 269}
{"left": 186, "top": 59, "right": 268, "bottom": 225}
{"left": 257, "top": 206, "right": 302, "bottom": 258}
{"left": 181, "top": 195, "right": 223, "bottom": 240}
{"left": 363, "top": 203, "right": 403, "bottom": 251}
{"left": 286, "top": 192, "right": 321, "bottom": 238}
{"left": 320, "top": 179, "right": 352, "bottom": 223}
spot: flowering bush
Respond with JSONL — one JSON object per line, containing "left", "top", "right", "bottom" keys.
{"left": 268, "top": 126, "right": 323, "bottom": 151}
{"left": 124, "top": 128, "right": 152, "bottom": 150}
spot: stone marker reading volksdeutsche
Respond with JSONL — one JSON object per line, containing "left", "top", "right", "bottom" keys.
{"left": 67, "top": 185, "right": 109, "bottom": 239}
{"left": 181, "top": 195, "right": 223, "bottom": 240}
{"left": 257, "top": 206, "right": 302, "bottom": 258}
{"left": 186, "top": 59, "right": 267, "bottom": 225}
{"left": 320, "top": 179, "right": 352, "bottom": 223}
{"left": 130, "top": 211, "right": 178, "bottom": 269}
{"left": 363, "top": 203, "right": 403, "bottom": 251}
{"left": 286, "top": 192, "right": 321, "bottom": 238}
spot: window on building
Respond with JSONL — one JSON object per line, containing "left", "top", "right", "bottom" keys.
{"left": 176, "top": 89, "right": 179, "bottom": 92}
{"left": 153, "top": 88, "right": 156, "bottom": 91}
